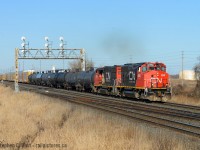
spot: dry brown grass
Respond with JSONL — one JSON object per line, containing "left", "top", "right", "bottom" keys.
{"left": 171, "top": 95, "right": 200, "bottom": 106}
{"left": 0, "top": 85, "right": 199, "bottom": 150}
{"left": 170, "top": 79, "right": 200, "bottom": 106}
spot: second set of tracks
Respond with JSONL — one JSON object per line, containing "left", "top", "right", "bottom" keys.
{"left": 3, "top": 81, "right": 200, "bottom": 139}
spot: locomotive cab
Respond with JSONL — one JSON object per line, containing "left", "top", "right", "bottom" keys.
{"left": 136, "top": 62, "right": 171, "bottom": 101}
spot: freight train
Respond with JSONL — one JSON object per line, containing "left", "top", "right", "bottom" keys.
{"left": 0, "top": 62, "right": 171, "bottom": 101}
{"left": 0, "top": 70, "right": 33, "bottom": 83}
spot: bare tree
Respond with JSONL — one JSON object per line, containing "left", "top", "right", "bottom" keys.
{"left": 68, "top": 60, "right": 81, "bottom": 71}
{"left": 86, "top": 58, "right": 94, "bottom": 70}
{"left": 193, "top": 56, "right": 200, "bottom": 98}
{"left": 194, "top": 56, "right": 200, "bottom": 81}
{"left": 68, "top": 58, "right": 94, "bottom": 71}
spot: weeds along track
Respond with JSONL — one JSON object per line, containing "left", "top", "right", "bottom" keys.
{"left": 3, "top": 81, "right": 200, "bottom": 139}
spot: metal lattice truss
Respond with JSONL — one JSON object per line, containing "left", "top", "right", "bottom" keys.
{"left": 15, "top": 48, "right": 86, "bottom": 92}
{"left": 18, "top": 48, "right": 84, "bottom": 60}
{"left": 18, "top": 48, "right": 86, "bottom": 71}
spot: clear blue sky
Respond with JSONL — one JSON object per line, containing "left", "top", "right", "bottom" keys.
{"left": 0, "top": 0, "right": 200, "bottom": 74}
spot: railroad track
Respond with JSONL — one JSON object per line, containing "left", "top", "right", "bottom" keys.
{"left": 163, "top": 102, "right": 200, "bottom": 112}
{"left": 3, "top": 81, "right": 200, "bottom": 139}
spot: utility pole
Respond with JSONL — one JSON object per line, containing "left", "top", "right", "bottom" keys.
{"left": 181, "top": 51, "right": 184, "bottom": 86}
{"left": 15, "top": 48, "right": 19, "bottom": 92}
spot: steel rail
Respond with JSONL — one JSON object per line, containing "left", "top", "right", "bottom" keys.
{"left": 164, "top": 102, "right": 200, "bottom": 111}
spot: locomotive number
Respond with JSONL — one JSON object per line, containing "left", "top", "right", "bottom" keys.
{"left": 161, "top": 74, "right": 165, "bottom": 77}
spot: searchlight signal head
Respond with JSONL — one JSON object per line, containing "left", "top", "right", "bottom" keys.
{"left": 45, "top": 36, "right": 49, "bottom": 42}
{"left": 59, "top": 43, "right": 63, "bottom": 48}
{"left": 21, "top": 49, "right": 25, "bottom": 54}
{"left": 21, "top": 43, "right": 25, "bottom": 48}
{"left": 59, "top": 36, "right": 64, "bottom": 41}
{"left": 21, "top": 36, "right": 26, "bottom": 42}
{"left": 45, "top": 43, "right": 49, "bottom": 48}
{"left": 21, "top": 36, "right": 27, "bottom": 50}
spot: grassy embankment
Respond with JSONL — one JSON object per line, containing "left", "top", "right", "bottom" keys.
{"left": 0, "top": 85, "right": 199, "bottom": 150}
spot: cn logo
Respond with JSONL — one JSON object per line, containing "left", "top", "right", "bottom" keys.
{"left": 151, "top": 78, "right": 162, "bottom": 83}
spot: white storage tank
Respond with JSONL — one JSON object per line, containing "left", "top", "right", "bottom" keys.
{"left": 179, "top": 70, "right": 196, "bottom": 80}
{"left": 52, "top": 65, "right": 56, "bottom": 73}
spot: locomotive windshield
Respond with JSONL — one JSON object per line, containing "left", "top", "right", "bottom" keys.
{"left": 148, "top": 64, "right": 154, "bottom": 70}
{"left": 147, "top": 63, "right": 166, "bottom": 71}
{"left": 155, "top": 64, "right": 166, "bottom": 71}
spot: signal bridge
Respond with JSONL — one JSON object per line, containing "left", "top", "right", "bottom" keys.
{"left": 15, "top": 37, "right": 86, "bottom": 92}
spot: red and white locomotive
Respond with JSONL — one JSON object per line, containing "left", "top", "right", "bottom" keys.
{"left": 93, "top": 62, "right": 171, "bottom": 101}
